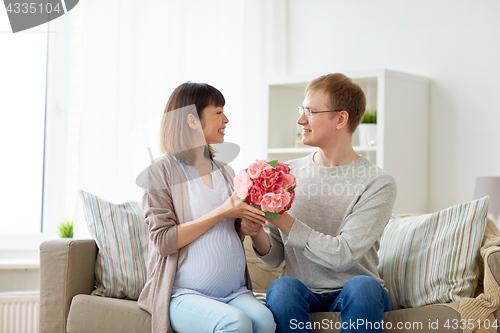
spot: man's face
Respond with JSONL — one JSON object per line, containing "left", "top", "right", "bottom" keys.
{"left": 297, "top": 89, "right": 338, "bottom": 148}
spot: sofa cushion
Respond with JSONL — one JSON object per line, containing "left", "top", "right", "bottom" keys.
{"left": 309, "top": 305, "right": 461, "bottom": 333}
{"left": 378, "top": 196, "right": 489, "bottom": 309}
{"left": 67, "top": 295, "right": 151, "bottom": 333}
{"left": 67, "top": 295, "right": 461, "bottom": 333}
{"left": 79, "top": 190, "right": 149, "bottom": 300}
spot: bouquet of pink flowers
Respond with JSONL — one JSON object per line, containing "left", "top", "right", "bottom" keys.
{"left": 234, "top": 159, "right": 296, "bottom": 219}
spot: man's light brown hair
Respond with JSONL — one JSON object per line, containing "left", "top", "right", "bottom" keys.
{"left": 305, "top": 73, "right": 366, "bottom": 133}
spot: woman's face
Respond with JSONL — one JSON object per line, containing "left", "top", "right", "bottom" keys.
{"left": 201, "top": 105, "right": 228, "bottom": 144}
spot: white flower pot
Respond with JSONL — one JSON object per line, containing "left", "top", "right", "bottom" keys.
{"left": 358, "top": 124, "right": 377, "bottom": 147}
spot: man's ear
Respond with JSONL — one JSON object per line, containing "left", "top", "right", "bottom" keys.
{"left": 336, "top": 110, "right": 349, "bottom": 130}
{"left": 187, "top": 113, "right": 198, "bottom": 130}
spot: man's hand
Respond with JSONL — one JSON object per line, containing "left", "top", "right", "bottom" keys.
{"left": 240, "top": 218, "right": 264, "bottom": 237}
{"left": 267, "top": 212, "right": 295, "bottom": 236}
{"left": 241, "top": 218, "right": 272, "bottom": 256}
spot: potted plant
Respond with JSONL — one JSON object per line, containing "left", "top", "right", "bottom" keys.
{"left": 358, "top": 108, "right": 377, "bottom": 147}
{"left": 57, "top": 219, "right": 74, "bottom": 238}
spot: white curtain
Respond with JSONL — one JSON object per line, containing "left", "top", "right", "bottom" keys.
{"left": 44, "top": 0, "right": 269, "bottom": 238}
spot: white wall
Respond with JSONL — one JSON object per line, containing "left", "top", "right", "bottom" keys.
{"left": 5, "top": 0, "right": 499, "bottom": 253}
{"left": 42, "top": 0, "right": 268, "bottom": 239}
{"left": 285, "top": 0, "right": 500, "bottom": 212}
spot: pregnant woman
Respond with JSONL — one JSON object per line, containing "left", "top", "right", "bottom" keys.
{"left": 137, "top": 82, "right": 276, "bottom": 333}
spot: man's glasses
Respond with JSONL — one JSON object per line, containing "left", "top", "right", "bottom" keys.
{"left": 298, "top": 106, "right": 344, "bottom": 117}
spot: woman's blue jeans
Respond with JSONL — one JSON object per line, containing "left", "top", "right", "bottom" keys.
{"left": 266, "top": 276, "right": 392, "bottom": 333}
{"left": 170, "top": 292, "right": 276, "bottom": 333}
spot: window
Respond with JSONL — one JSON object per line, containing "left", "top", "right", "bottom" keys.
{"left": 0, "top": 10, "right": 47, "bottom": 235}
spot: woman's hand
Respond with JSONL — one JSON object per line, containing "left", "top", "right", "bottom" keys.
{"left": 240, "top": 217, "right": 271, "bottom": 256}
{"left": 222, "top": 192, "right": 268, "bottom": 226}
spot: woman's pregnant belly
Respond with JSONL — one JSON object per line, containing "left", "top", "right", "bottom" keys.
{"left": 173, "top": 218, "right": 246, "bottom": 298}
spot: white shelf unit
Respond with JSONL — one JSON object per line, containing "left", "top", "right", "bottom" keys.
{"left": 265, "top": 69, "right": 429, "bottom": 214}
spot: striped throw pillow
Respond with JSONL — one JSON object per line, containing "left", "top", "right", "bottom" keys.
{"left": 378, "top": 196, "right": 489, "bottom": 309}
{"left": 79, "top": 190, "right": 148, "bottom": 300}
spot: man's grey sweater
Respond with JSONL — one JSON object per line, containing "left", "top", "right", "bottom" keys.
{"left": 257, "top": 152, "right": 397, "bottom": 293}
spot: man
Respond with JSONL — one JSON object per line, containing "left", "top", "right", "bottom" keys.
{"left": 242, "top": 73, "right": 396, "bottom": 333}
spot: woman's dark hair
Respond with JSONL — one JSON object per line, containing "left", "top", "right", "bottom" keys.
{"left": 159, "top": 82, "right": 225, "bottom": 164}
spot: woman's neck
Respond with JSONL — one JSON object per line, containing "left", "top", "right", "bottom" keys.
{"left": 191, "top": 147, "right": 213, "bottom": 176}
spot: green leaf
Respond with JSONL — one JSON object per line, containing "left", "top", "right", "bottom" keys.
{"left": 361, "top": 108, "right": 377, "bottom": 124}
{"left": 58, "top": 220, "right": 74, "bottom": 238}
{"left": 265, "top": 211, "right": 279, "bottom": 219}
{"left": 267, "top": 160, "right": 278, "bottom": 168}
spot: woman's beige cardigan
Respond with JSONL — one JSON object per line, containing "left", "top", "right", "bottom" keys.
{"left": 137, "top": 154, "right": 253, "bottom": 333}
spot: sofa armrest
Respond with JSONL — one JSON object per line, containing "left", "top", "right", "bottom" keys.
{"left": 39, "top": 239, "right": 97, "bottom": 333}
{"left": 487, "top": 250, "right": 500, "bottom": 328}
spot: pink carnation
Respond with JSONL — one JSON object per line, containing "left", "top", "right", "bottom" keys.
{"left": 248, "top": 185, "right": 264, "bottom": 205}
{"left": 247, "top": 160, "right": 273, "bottom": 179}
{"left": 281, "top": 173, "right": 296, "bottom": 191}
{"left": 280, "top": 190, "right": 295, "bottom": 214}
{"left": 234, "top": 170, "right": 252, "bottom": 200}
{"left": 235, "top": 159, "right": 296, "bottom": 218}
{"left": 260, "top": 190, "right": 291, "bottom": 213}
{"left": 275, "top": 163, "right": 291, "bottom": 174}
{"left": 256, "top": 168, "right": 282, "bottom": 192}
